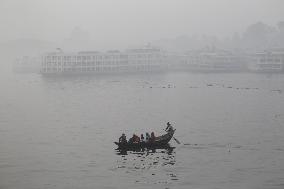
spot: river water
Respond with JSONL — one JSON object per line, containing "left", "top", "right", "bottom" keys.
{"left": 0, "top": 71, "right": 284, "bottom": 189}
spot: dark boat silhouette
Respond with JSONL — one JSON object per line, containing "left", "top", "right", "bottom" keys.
{"left": 114, "top": 129, "right": 175, "bottom": 150}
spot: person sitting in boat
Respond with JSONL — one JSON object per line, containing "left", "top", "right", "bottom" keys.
{"left": 165, "top": 122, "right": 173, "bottom": 132}
{"left": 129, "top": 134, "right": 140, "bottom": 143}
{"left": 119, "top": 133, "right": 127, "bottom": 144}
{"left": 140, "top": 134, "right": 145, "bottom": 142}
{"left": 149, "top": 132, "right": 156, "bottom": 142}
{"left": 134, "top": 134, "right": 140, "bottom": 143}
{"left": 145, "top": 132, "right": 150, "bottom": 142}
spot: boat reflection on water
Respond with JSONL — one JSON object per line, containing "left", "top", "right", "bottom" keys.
{"left": 115, "top": 144, "right": 175, "bottom": 156}
{"left": 114, "top": 144, "right": 178, "bottom": 185}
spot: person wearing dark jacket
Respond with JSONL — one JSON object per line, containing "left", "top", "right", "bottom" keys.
{"left": 165, "top": 122, "right": 173, "bottom": 132}
{"left": 140, "top": 134, "right": 145, "bottom": 142}
{"left": 150, "top": 132, "right": 155, "bottom": 142}
{"left": 129, "top": 134, "right": 140, "bottom": 143}
{"left": 119, "top": 133, "right": 127, "bottom": 144}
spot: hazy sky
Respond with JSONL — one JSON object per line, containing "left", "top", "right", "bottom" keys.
{"left": 0, "top": 0, "right": 284, "bottom": 48}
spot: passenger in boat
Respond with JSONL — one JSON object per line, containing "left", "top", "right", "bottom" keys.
{"left": 119, "top": 133, "right": 127, "bottom": 144}
{"left": 134, "top": 134, "right": 140, "bottom": 143}
{"left": 145, "top": 132, "right": 150, "bottom": 142}
{"left": 166, "top": 122, "right": 173, "bottom": 132}
{"left": 150, "top": 132, "right": 156, "bottom": 142}
{"left": 128, "top": 137, "right": 133, "bottom": 144}
{"left": 129, "top": 134, "right": 140, "bottom": 143}
{"left": 140, "top": 134, "right": 145, "bottom": 142}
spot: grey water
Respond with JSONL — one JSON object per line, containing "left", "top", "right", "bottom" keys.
{"left": 1, "top": 72, "right": 284, "bottom": 189}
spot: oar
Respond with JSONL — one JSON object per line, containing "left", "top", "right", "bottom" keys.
{"left": 164, "top": 129, "right": 181, "bottom": 144}
{"left": 173, "top": 136, "right": 181, "bottom": 144}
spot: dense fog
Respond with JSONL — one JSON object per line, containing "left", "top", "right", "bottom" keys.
{"left": 1, "top": 0, "right": 284, "bottom": 64}
{"left": 1, "top": 1, "right": 284, "bottom": 189}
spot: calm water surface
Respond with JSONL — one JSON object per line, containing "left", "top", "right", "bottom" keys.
{"left": 0, "top": 72, "right": 284, "bottom": 189}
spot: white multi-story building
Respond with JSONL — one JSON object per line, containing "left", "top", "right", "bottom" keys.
{"left": 41, "top": 47, "right": 168, "bottom": 74}
{"left": 248, "top": 49, "right": 284, "bottom": 72}
{"left": 181, "top": 50, "right": 246, "bottom": 72}
{"left": 126, "top": 48, "right": 168, "bottom": 71}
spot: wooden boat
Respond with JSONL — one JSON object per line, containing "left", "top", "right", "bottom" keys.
{"left": 114, "top": 129, "right": 175, "bottom": 150}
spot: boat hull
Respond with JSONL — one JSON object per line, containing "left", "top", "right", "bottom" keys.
{"left": 115, "top": 129, "right": 175, "bottom": 150}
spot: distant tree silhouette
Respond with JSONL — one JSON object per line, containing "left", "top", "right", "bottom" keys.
{"left": 242, "top": 22, "right": 276, "bottom": 50}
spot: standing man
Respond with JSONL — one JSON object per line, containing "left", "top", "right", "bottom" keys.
{"left": 165, "top": 122, "right": 173, "bottom": 132}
